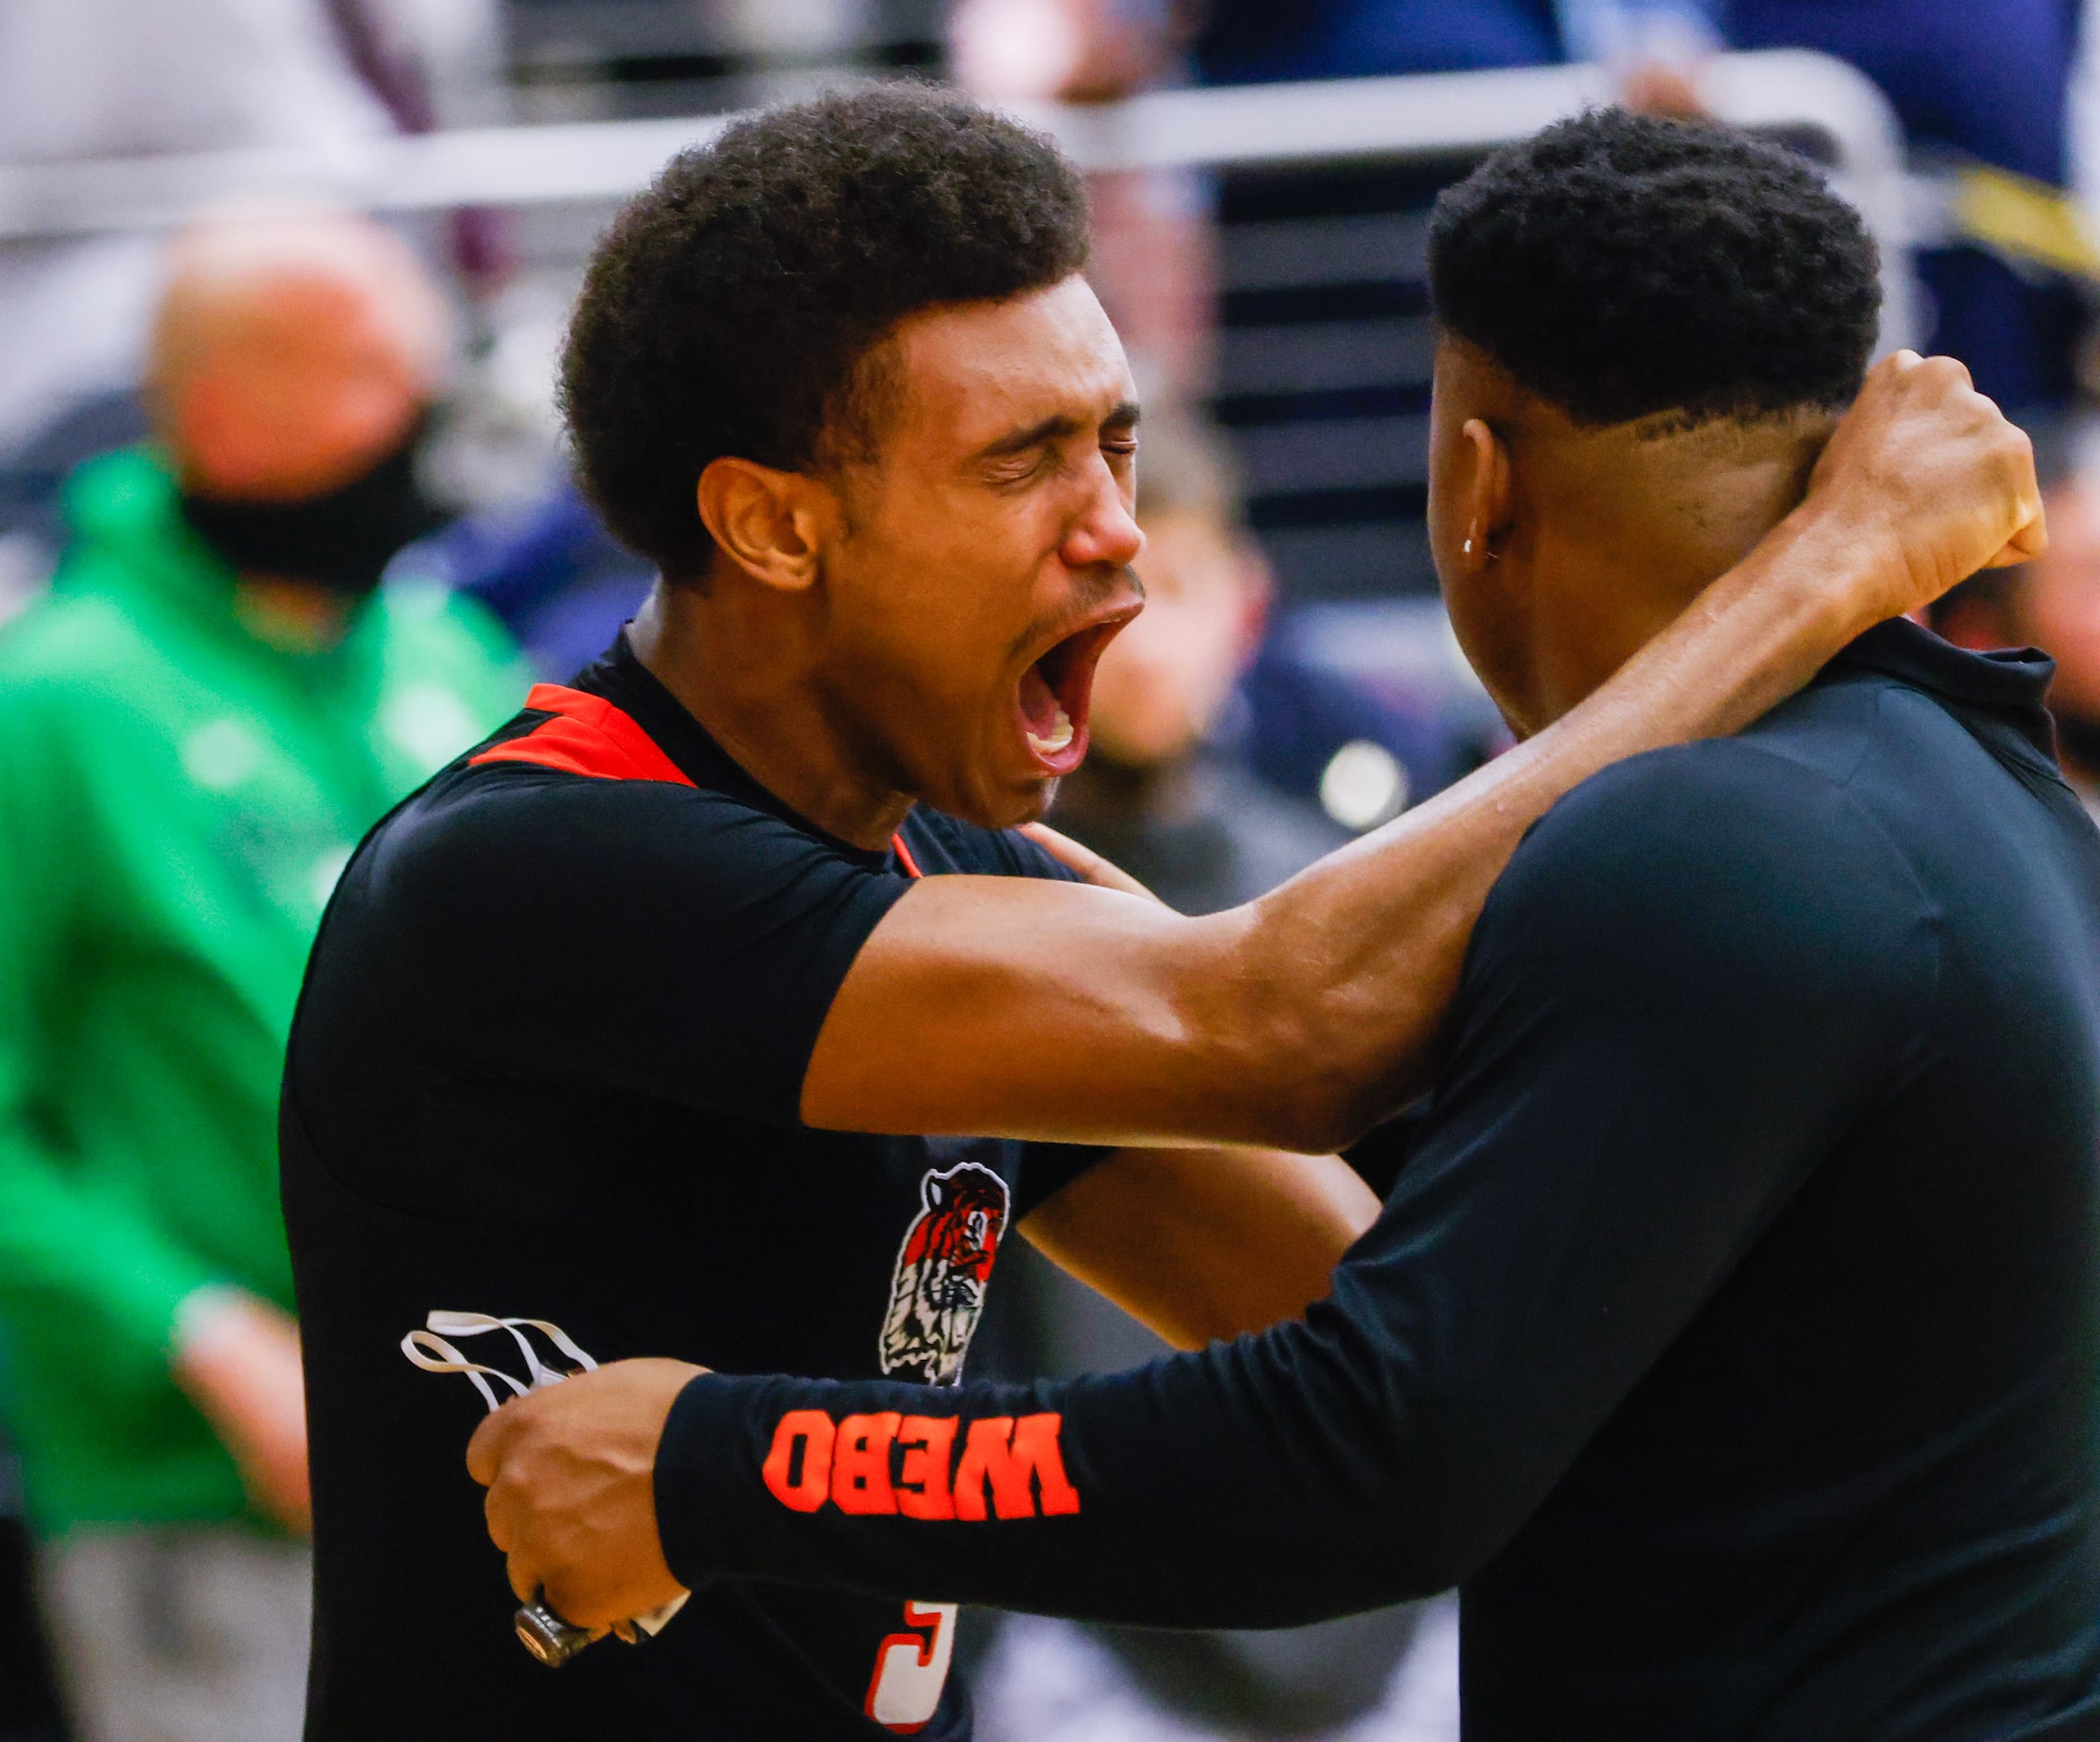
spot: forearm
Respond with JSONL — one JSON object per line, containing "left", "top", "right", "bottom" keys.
{"left": 0, "top": 1132, "right": 221, "bottom": 1376}
{"left": 1227, "top": 501, "right": 1867, "bottom": 1142}
{"left": 1020, "top": 1145, "right": 1378, "bottom": 1351}
{"left": 809, "top": 357, "right": 2035, "bottom": 1149}
{"left": 805, "top": 517, "right": 1864, "bottom": 1151}
{"left": 656, "top": 1325, "right": 1457, "bottom": 1629}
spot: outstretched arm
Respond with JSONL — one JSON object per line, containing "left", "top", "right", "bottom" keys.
{"left": 801, "top": 353, "right": 2040, "bottom": 1153}
{"left": 469, "top": 742, "right": 1940, "bottom": 1631}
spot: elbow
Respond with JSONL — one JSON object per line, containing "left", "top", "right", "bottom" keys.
{"left": 1218, "top": 1003, "right": 1417, "bottom": 1157}
{"left": 1193, "top": 916, "right": 1431, "bottom": 1154}
{"left": 1263, "top": 1074, "right": 1388, "bottom": 1159}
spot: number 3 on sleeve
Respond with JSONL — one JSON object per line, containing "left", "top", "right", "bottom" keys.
{"left": 864, "top": 1600, "right": 957, "bottom": 1732}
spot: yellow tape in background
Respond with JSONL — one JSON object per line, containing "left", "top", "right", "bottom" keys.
{"left": 1949, "top": 164, "right": 2100, "bottom": 284}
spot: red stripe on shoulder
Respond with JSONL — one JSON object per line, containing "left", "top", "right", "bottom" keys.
{"left": 468, "top": 684, "right": 697, "bottom": 788}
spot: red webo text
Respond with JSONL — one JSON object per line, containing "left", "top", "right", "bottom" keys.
{"left": 761, "top": 1409, "right": 1081, "bottom": 1520}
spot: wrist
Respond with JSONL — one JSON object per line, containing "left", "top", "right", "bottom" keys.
{"left": 1767, "top": 489, "right": 1909, "bottom": 647}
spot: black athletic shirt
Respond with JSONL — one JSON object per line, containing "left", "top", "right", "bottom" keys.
{"left": 280, "top": 635, "right": 1108, "bottom": 1741}
{"left": 653, "top": 620, "right": 2100, "bottom": 1739}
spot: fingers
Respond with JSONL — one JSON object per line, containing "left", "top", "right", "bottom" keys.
{"left": 484, "top": 1473, "right": 547, "bottom": 1606}
{"left": 467, "top": 1394, "right": 524, "bottom": 1487}
{"left": 1983, "top": 518, "right": 2051, "bottom": 569}
{"left": 1016, "top": 823, "right": 1161, "bottom": 903}
{"left": 505, "top": 1545, "right": 538, "bottom": 1607}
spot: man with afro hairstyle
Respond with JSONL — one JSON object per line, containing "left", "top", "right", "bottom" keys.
{"left": 470, "top": 109, "right": 2096, "bottom": 1739}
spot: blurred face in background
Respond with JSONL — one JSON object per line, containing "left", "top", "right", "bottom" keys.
{"left": 1085, "top": 505, "right": 1269, "bottom": 770}
{"left": 151, "top": 214, "right": 453, "bottom": 616}
{"left": 156, "top": 214, "right": 449, "bottom": 502}
{"left": 2022, "top": 483, "right": 2100, "bottom": 725}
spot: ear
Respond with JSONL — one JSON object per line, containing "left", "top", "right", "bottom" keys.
{"left": 695, "top": 458, "right": 837, "bottom": 593}
{"left": 1457, "top": 416, "right": 1514, "bottom": 573}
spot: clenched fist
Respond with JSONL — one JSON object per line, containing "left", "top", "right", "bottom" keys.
{"left": 467, "top": 1357, "right": 705, "bottom": 1632}
{"left": 1804, "top": 350, "right": 2044, "bottom": 628}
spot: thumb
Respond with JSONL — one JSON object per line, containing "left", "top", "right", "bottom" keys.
{"left": 467, "top": 1399, "right": 522, "bottom": 1488}
{"left": 1018, "top": 823, "right": 1161, "bottom": 903}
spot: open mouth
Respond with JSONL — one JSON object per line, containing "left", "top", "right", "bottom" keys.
{"left": 1016, "top": 620, "right": 1124, "bottom": 776}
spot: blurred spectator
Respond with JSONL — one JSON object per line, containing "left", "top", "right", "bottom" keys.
{"left": 1047, "top": 418, "right": 1353, "bottom": 903}
{"left": 969, "top": 419, "right": 1459, "bottom": 1742}
{"left": 1719, "top": 0, "right": 2084, "bottom": 409}
{"left": 949, "top": 0, "right": 1713, "bottom": 440}
{"left": 0, "top": 0, "right": 391, "bottom": 456}
{"left": 0, "top": 211, "right": 524, "bottom": 1742}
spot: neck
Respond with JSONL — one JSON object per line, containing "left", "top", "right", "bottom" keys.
{"left": 1502, "top": 407, "right": 1831, "bottom": 732}
{"left": 233, "top": 575, "right": 354, "bottom": 652}
{"left": 628, "top": 577, "right": 915, "bottom": 852}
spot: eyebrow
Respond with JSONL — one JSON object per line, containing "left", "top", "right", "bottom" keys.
{"left": 974, "top": 401, "right": 1143, "bottom": 461}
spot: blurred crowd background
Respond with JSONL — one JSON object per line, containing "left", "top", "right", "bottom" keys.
{"left": 1, "top": 3, "right": 2098, "bottom": 1739}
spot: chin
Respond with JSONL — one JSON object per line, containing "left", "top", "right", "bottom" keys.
{"left": 937, "top": 771, "right": 1056, "bottom": 833}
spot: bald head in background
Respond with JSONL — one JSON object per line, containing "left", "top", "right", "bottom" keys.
{"left": 148, "top": 211, "right": 453, "bottom": 643}
{"left": 152, "top": 210, "right": 448, "bottom": 499}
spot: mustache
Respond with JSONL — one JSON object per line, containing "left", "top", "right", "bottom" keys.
{"left": 1003, "top": 566, "right": 1145, "bottom": 666}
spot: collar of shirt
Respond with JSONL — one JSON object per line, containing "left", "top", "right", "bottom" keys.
{"left": 1832, "top": 616, "right": 2057, "bottom": 760}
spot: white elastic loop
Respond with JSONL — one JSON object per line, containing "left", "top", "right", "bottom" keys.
{"left": 403, "top": 1312, "right": 601, "bottom": 1416}
{"left": 424, "top": 1311, "right": 599, "bottom": 1392}
{"left": 400, "top": 1329, "right": 522, "bottom": 1415}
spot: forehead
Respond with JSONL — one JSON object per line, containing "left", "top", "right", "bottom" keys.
{"left": 883, "top": 275, "right": 1133, "bottom": 453}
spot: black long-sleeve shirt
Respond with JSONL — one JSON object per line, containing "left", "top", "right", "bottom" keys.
{"left": 657, "top": 621, "right": 2100, "bottom": 1739}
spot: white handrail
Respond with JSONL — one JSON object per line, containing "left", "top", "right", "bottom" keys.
{"left": 0, "top": 49, "right": 1915, "bottom": 345}
{"left": 0, "top": 49, "right": 1900, "bottom": 234}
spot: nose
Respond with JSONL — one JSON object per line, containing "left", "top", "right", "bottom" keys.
{"left": 1060, "top": 456, "right": 1145, "bottom": 573}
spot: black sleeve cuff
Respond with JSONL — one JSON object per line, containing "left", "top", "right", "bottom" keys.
{"left": 654, "top": 1372, "right": 749, "bottom": 1592}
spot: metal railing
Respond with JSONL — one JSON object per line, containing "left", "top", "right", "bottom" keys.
{"left": 0, "top": 51, "right": 1919, "bottom": 601}
{"left": 0, "top": 50, "right": 1915, "bottom": 342}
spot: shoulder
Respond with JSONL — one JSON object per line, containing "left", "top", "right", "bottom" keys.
{"left": 1476, "top": 737, "right": 1938, "bottom": 1019}
{"left": 364, "top": 760, "right": 904, "bottom": 942}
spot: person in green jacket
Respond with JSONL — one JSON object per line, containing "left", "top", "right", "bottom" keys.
{"left": 0, "top": 211, "right": 527, "bottom": 1742}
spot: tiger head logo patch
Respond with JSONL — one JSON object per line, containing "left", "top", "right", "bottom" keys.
{"left": 879, "top": 1161, "right": 1010, "bottom": 1386}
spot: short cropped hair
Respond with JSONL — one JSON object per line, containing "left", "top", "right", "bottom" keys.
{"left": 1428, "top": 109, "right": 1880, "bottom": 427}
{"left": 562, "top": 84, "right": 1091, "bottom": 575}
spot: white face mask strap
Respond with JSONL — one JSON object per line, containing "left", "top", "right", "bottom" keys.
{"left": 403, "top": 1312, "right": 603, "bottom": 1415}
{"left": 399, "top": 1329, "right": 524, "bottom": 1415}
{"left": 506, "top": 1316, "right": 599, "bottom": 1379}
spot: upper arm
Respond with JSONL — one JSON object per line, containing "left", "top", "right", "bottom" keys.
{"left": 801, "top": 873, "right": 1263, "bottom": 1142}
{"left": 1020, "top": 1146, "right": 1380, "bottom": 1351}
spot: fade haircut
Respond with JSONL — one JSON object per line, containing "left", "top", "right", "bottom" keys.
{"left": 562, "top": 84, "right": 1091, "bottom": 577}
{"left": 1428, "top": 109, "right": 1880, "bottom": 428}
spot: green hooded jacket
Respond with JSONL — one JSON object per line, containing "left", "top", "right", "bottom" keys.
{"left": 0, "top": 447, "right": 529, "bottom": 1535}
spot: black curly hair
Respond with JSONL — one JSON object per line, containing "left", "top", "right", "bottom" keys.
{"left": 561, "top": 84, "right": 1091, "bottom": 577}
{"left": 1428, "top": 109, "right": 1880, "bottom": 428}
